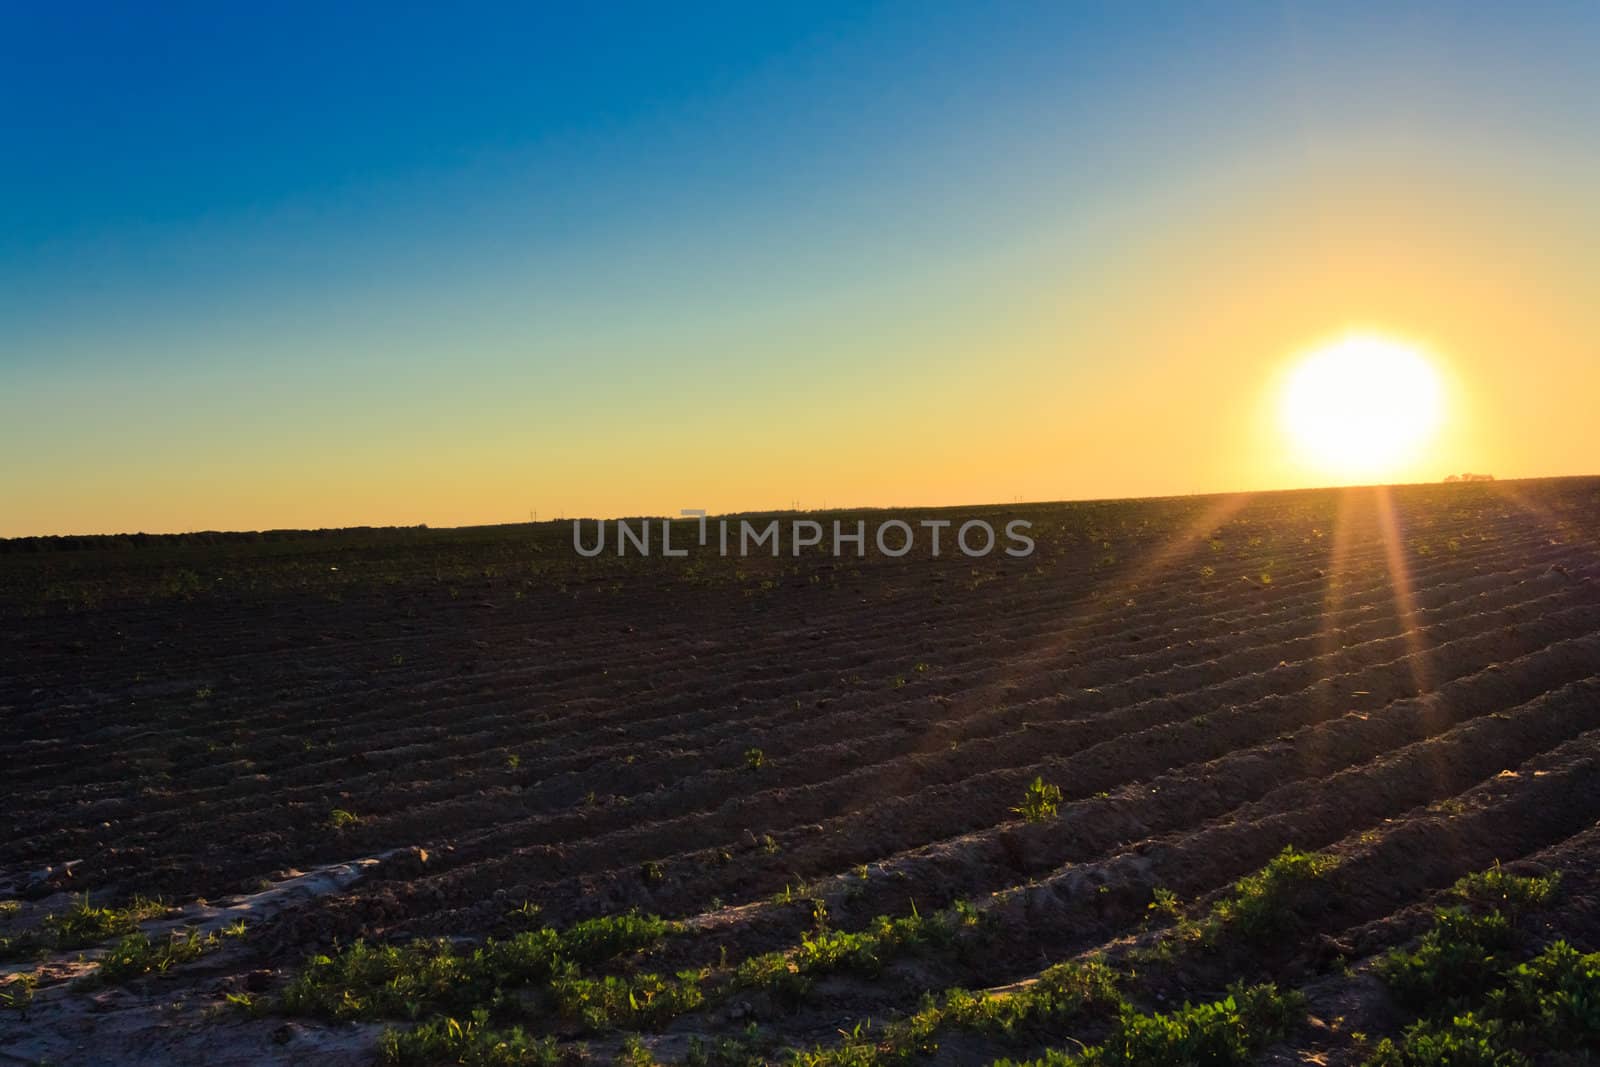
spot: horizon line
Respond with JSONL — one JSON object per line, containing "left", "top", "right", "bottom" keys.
{"left": 5, "top": 472, "right": 1591, "bottom": 543}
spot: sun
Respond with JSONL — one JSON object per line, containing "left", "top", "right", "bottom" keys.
{"left": 1279, "top": 333, "right": 1444, "bottom": 481}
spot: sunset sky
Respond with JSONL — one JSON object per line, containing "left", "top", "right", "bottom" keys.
{"left": 4, "top": 3, "right": 1597, "bottom": 536}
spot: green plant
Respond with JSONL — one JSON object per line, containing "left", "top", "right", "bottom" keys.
{"left": 91, "top": 924, "right": 241, "bottom": 985}
{"left": 1376, "top": 870, "right": 1561, "bottom": 1017}
{"left": 327, "top": 808, "right": 361, "bottom": 830}
{"left": 48, "top": 894, "right": 165, "bottom": 947}
{"left": 1365, "top": 867, "right": 1587, "bottom": 1065}
{"left": 744, "top": 747, "right": 766, "bottom": 771}
{"left": 282, "top": 910, "right": 678, "bottom": 1023}
{"left": 619, "top": 1034, "right": 665, "bottom": 1066}
{"left": 734, "top": 900, "right": 978, "bottom": 1007}
{"left": 995, "top": 982, "right": 1303, "bottom": 1066}
{"left": 0, "top": 972, "right": 36, "bottom": 1012}
{"left": 1013, "top": 777, "right": 1062, "bottom": 822}
{"left": 0, "top": 894, "right": 169, "bottom": 961}
{"left": 223, "top": 990, "right": 262, "bottom": 1015}
{"left": 506, "top": 901, "right": 542, "bottom": 926}
{"left": 684, "top": 1030, "right": 770, "bottom": 1066}
{"left": 1200, "top": 846, "right": 1339, "bottom": 946}
{"left": 1486, "top": 940, "right": 1600, "bottom": 1041}
{"left": 1378, "top": 907, "right": 1516, "bottom": 1013}
{"left": 1452, "top": 866, "right": 1559, "bottom": 917}
{"left": 804, "top": 959, "right": 1123, "bottom": 1065}
{"left": 1365, "top": 1012, "right": 1527, "bottom": 1066}
{"left": 1147, "top": 887, "right": 1181, "bottom": 921}
{"left": 379, "top": 1011, "right": 562, "bottom": 1066}
{"left": 551, "top": 969, "right": 707, "bottom": 1029}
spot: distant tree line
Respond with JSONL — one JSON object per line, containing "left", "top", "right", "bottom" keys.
{"left": 1443, "top": 472, "right": 1496, "bottom": 483}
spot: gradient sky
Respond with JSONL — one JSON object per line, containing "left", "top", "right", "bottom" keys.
{"left": 4, "top": 2, "right": 1597, "bottom": 535}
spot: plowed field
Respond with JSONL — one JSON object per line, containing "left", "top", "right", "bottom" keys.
{"left": 4, "top": 477, "right": 1599, "bottom": 1065}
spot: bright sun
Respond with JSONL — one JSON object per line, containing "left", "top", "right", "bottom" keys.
{"left": 1280, "top": 333, "right": 1444, "bottom": 481}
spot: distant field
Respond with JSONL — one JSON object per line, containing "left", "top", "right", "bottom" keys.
{"left": 4, "top": 478, "right": 1600, "bottom": 1065}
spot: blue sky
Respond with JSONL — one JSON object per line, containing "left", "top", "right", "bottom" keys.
{"left": 4, "top": 3, "right": 1597, "bottom": 533}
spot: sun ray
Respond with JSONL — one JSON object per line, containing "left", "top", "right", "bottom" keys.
{"left": 1486, "top": 479, "right": 1600, "bottom": 567}
{"left": 1373, "top": 485, "right": 1432, "bottom": 701}
{"left": 905, "top": 492, "right": 1258, "bottom": 764}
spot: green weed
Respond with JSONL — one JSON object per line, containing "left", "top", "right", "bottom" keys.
{"left": 282, "top": 910, "right": 678, "bottom": 1024}
{"left": 0, "top": 894, "right": 167, "bottom": 961}
{"left": 1451, "top": 865, "right": 1559, "bottom": 917}
{"left": 550, "top": 968, "right": 708, "bottom": 1029}
{"left": 1013, "top": 777, "right": 1062, "bottom": 822}
{"left": 0, "top": 973, "right": 36, "bottom": 1012}
{"left": 798, "top": 959, "right": 1121, "bottom": 1065}
{"left": 1366, "top": 867, "right": 1587, "bottom": 1065}
{"left": 734, "top": 900, "right": 978, "bottom": 1006}
{"left": 378, "top": 1010, "right": 562, "bottom": 1066}
{"left": 1199, "top": 846, "right": 1339, "bottom": 946}
{"left": 1368, "top": 940, "right": 1600, "bottom": 1065}
{"left": 996, "top": 982, "right": 1304, "bottom": 1066}
{"left": 45, "top": 894, "right": 165, "bottom": 949}
{"left": 91, "top": 925, "right": 241, "bottom": 986}
{"left": 1379, "top": 907, "right": 1517, "bottom": 1013}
